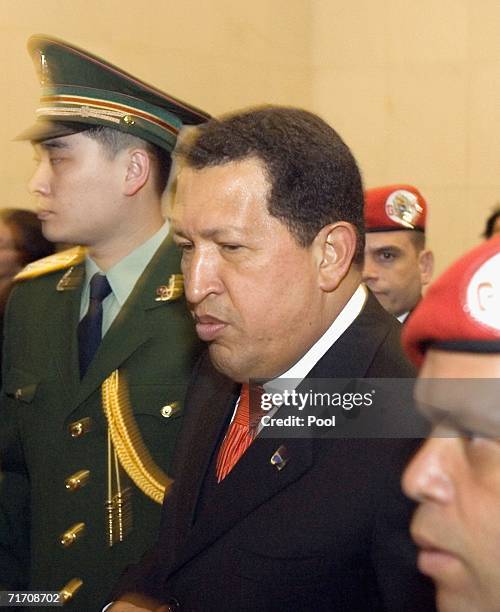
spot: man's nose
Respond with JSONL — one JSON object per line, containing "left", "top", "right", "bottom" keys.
{"left": 182, "top": 249, "right": 224, "bottom": 306}
{"left": 28, "top": 162, "right": 50, "bottom": 197}
{"left": 402, "top": 437, "right": 455, "bottom": 505}
{"left": 361, "top": 257, "right": 378, "bottom": 282}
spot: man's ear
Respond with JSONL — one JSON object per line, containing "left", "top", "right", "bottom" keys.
{"left": 313, "top": 222, "right": 358, "bottom": 291}
{"left": 123, "top": 149, "right": 151, "bottom": 196}
{"left": 418, "top": 249, "right": 434, "bottom": 286}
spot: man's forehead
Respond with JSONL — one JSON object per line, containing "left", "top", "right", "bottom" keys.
{"left": 172, "top": 160, "right": 271, "bottom": 219}
{"left": 415, "top": 379, "right": 500, "bottom": 436}
{"left": 416, "top": 350, "right": 500, "bottom": 435}
{"left": 420, "top": 349, "right": 500, "bottom": 378}
{"left": 177, "top": 158, "right": 268, "bottom": 189}
{"left": 365, "top": 230, "right": 414, "bottom": 251}
{"left": 34, "top": 138, "right": 70, "bottom": 151}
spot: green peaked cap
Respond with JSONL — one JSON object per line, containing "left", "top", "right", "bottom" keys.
{"left": 17, "top": 34, "right": 211, "bottom": 152}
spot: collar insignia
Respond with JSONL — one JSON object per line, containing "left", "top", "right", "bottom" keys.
{"left": 155, "top": 274, "right": 184, "bottom": 302}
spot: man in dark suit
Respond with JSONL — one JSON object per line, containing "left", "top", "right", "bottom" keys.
{"left": 0, "top": 36, "right": 209, "bottom": 610}
{"left": 110, "top": 107, "right": 435, "bottom": 611}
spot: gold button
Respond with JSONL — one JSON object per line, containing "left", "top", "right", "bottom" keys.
{"left": 60, "top": 522, "right": 85, "bottom": 548}
{"left": 65, "top": 470, "right": 90, "bottom": 492}
{"left": 60, "top": 578, "right": 83, "bottom": 603}
{"left": 68, "top": 417, "right": 93, "bottom": 438}
{"left": 161, "top": 401, "right": 180, "bottom": 418}
{"left": 122, "top": 114, "right": 135, "bottom": 125}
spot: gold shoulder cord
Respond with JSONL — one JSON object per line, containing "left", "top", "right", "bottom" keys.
{"left": 102, "top": 370, "right": 173, "bottom": 505}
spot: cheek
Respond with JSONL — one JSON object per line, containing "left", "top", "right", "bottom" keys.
{"left": 237, "top": 276, "right": 313, "bottom": 335}
{"left": 386, "top": 265, "right": 412, "bottom": 291}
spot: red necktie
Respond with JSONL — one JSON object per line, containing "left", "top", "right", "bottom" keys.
{"left": 216, "top": 384, "right": 256, "bottom": 482}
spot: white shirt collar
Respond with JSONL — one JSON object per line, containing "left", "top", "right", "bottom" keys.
{"left": 271, "top": 284, "right": 367, "bottom": 386}
{"left": 397, "top": 311, "right": 410, "bottom": 324}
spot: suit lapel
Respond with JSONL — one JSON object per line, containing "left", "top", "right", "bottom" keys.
{"left": 167, "top": 360, "right": 314, "bottom": 576}
{"left": 75, "top": 297, "right": 151, "bottom": 406}
{"left": 171, "top": 438, "right": 313, "bottom": 576}
{"left": 307, "top": 292, "right": 393, "bottom": 379}
{"left": 169, "top": 370, "right": 238, "bottom": 537}
{"left": 75, "top": 235, "right": 183, "bottom": 408}
{"left": 167, "top": 293, "right": 394, "bottom": 575}
{"left": 50, "top": 265, "right": 84, "bottom": 407}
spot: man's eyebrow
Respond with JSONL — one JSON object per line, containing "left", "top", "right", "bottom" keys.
{"left": 372, "top": 245, "right": 402, "bottom": 254}
{"left": 39, "top": 140, "right": 71, "bottom": 150}
{"left": 173, "top": 227, "right": 245, "bottom": 240}
{"left": 416, "top": 403, "right": 481, "bottom": 434}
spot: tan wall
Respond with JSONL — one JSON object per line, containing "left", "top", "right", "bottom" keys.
{"left": 311, "top": 0, "right": 500, "bottom": 274}
{"left": 2, "top": 0, "right": 500, "bottom": 274}
{"left": 0, "top": 0, "right": 313, "bottom": 216}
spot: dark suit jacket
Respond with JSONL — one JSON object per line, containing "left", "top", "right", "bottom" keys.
{"left": 114, "top": 294, "right": 435, "bottom": 611}
{"left": 0, "top": 236, "right": 202, "bottom": 611}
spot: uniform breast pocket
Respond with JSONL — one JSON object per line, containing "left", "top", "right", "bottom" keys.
{"left": 124, "top": 383, "right": 189, "bottom": 472}
{"left": 128, "top": 382, "right": 187, "bottom": 423}
{"left": 3, "top": 368, "right": 40, "bottom": 404}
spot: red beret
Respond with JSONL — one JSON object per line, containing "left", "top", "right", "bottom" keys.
{"left": 403, "top": 236, "right": 500, "bottom": 367}
{"left": 364, "top": 184, "right": 427, "bottom": 232}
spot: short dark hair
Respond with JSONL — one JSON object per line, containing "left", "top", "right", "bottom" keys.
{"left": 82, "top": 125, "right": 172, "bottom": 195}
{"left": 408, "top": 230, "right": 426, "bottom": 252}
{"left": 174, "top": 106, "right": 365, "bottom": 263}
{"left": 0, "top": 208, "right": 55, "bottom": 266}
{"left": 482, "top": 206, "right": 500, "bottom": 239}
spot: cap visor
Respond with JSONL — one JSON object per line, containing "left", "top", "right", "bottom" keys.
{"left": 14, "top": 120, "right": 89, "bottom": 142}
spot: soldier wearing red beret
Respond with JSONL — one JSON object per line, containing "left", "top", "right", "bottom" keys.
{"left": 401, "top": 236, "right": 500, "bottom": 612}
{"left": 362, "top": 185, "right": 434, "bottom": 322}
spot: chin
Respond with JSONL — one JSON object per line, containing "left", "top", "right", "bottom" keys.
{"left": 436, "top": 585, "right": 484, "bottom": 612}
{"left": 209, "top": 347, "right": 243, "bottom": 381}
{"left": 40, "top": 225, "right": 64, "bottom": 244}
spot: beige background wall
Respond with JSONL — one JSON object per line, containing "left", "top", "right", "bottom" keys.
{"left": 2, "top": 0, "right": 500, "bottom": 274}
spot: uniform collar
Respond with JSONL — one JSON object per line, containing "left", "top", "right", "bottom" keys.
{"left": 83, "top": 220, "right": 170, "bottom": 306}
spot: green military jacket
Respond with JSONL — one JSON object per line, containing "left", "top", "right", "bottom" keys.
{"left": 0, "top": 236, "right": 201, "bottom": 610}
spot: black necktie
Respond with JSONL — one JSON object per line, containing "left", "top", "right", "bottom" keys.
{"left": 78, "top": 273, "right": 112, "bottom": 377}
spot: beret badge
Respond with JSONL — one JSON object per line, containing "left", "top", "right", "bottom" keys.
{"left": 465, "top": 252, "right": 500, "bottom": 332}
{"left": 385, "top": 189, "right": 423, "bottom": 229}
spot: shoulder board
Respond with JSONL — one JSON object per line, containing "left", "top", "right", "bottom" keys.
{"left": 14, "top": 246, "right": 87, "bottom": 282}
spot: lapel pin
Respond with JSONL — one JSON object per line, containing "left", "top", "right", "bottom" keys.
{"left": 156, "top": 274, "right": 184, "bottom": 302}
{"left": 270, "top": 445, "right": 289, "bottom": 471}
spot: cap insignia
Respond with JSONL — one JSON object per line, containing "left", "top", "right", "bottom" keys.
{"left": 385, "top": 189, "right": 423, "bottom": 229}
{"left": 465, "top": 252, "right": 500, "bottom": 332}
{"left": 36, "top": 50, "right": 50, "bottom": 85}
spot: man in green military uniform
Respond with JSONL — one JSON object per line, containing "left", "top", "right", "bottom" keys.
{"left": 0, "top": 35, "right": 209, "bottom": 610}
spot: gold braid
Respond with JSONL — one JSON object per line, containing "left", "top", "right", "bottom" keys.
{"left": 102, "top": 370, "right": 172, "bottom": 504}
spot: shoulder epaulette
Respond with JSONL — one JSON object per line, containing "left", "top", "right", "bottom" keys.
{"left": 14, "top": 246, "right": 87, "bottom": 282}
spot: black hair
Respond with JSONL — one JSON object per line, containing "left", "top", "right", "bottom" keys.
{"left": 83, "top": 125, "right": 172, "bottom": 195}
{"left": 175, "top": 106, "right": 365, "bottom": 263}
{"left": 408, "top": 230, "right": 426, "bottom": 252}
